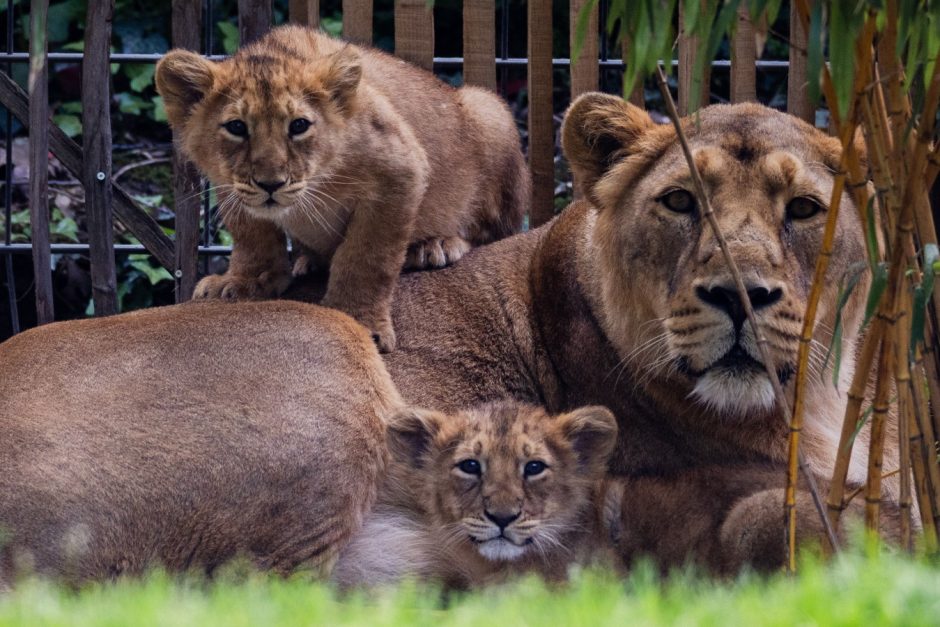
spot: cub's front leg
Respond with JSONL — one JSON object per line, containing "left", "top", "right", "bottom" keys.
{"left": 193, "top": 209, "right": 291, "bottom": 300}
{"left": 322, "top": 193, "right": 418, "bottom": 353}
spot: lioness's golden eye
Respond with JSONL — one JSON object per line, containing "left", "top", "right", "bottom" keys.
{"left": 786, "top": 197, "right": 823, "bottom": 220}
{"left": 289, "top": 118, "right": 312, "bottom": 136}
{"left": 222, "top": 119, "right": 248, "bottom": 137}
{"left": 523, "top": 460, "right": 547, "bottom": 477}
{"left": 660, "top": 189, "right": 696, "bottom": 213}
{"left": 456, "top": 459, "right": 482, "bottom": 475}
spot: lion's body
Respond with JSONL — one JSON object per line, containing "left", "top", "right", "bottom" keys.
{"left": 332, "top": 402, "right": 620, "bottom": 589}
{"left": 155, "top": 26, "right": 528, "bottom": 351}
{"left": 0, "top": 301, "right": 400, "bottom": 586}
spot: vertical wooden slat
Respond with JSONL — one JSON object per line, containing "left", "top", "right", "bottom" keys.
{"left": 528, "top": 0, "right": 554, "bottom": 227}
{"left": 621, "top": 39, "right": 646, "bottom": 108}
{"left": 171, "top": 0, "right": 202, "bottom": 302}
{"left": 28, "top": 0, "right": 53, "bottom": 324}
{"left": 238, "top": 0, "right": 272, "bottom": 46}
{"left": 730, "top": 4, "right": 756, "bottom": 103}
{"left": 394, "top": 0, "right": 434, "bottom": 71}
{"left": 678, "top": 0, "right": 710, "bottom": 116}
{"left": 463, "top": 0, "right": 496, "bottom": 90}
{"left": 787, "top": 0, "right": 813, "bottom": 123}
{"left": 82, "top": 0, "right": 118, "bottom": 316}
{"left": 570, "top": 0, "right": 598, "bottom": 97}
{"left": 343, "top": 0, "right": 372, "bottom": 45}
{"left": 289, "top": 0, "right": 320, "bottom": 28}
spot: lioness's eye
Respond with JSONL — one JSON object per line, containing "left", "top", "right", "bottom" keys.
{"left": 660, "top": 189, "right": 696, "bottom": 214}
{"left": 786, "top": 197, "right": 823, "bottom": 220}
{"left": 456, "top": 459, "right": 482, "bottom": 475}
{"left": 523, "top": 460, "right": 547, "bottom": 477}
{"left": 222, "top": 120, "right": 248, "bottom": 137}
{"left": 289, "top": 118, "right": 312, "bottom": 136}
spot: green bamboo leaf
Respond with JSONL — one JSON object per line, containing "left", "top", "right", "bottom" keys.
{"left": 573, "top": 0, "right": 600, "bottom": 64}
{"left": 863, "top": 262, "right": 889, "bottom": 329}
{"left": 807, "top": 1, "right": 825, "bottom": 106}
{"left": 911, "top": 243, "right": 939, "bottom": 352}
{"left": 823, "top": 261, "right": 867, "bottom": 386}
{"left": 846, "top": 396, "right": 896, "bottom": 449}
{"left": 864, "top": 196, "right": 879, "bottom": 270}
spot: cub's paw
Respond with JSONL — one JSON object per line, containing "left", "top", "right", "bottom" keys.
{"left": 292, "top": 253, "right": 317, "bottom": 278}
{"left": 405, "top": 236, "right": 471, "bottom": 270}
{"left": 193, "top": 271, "right": 291, "bottom": 301}
{"left": 367, "top": 316, "right": 397, "bottom": 354}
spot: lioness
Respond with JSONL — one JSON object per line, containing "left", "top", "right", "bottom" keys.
{"left": 155, "top": 25, "right": 529, "bottom": 352}
{"left": 0, "top": 301, "right": 399, "bottom": 586}
{"left": 333, "top": 402, "right": 622, "bottom": 589}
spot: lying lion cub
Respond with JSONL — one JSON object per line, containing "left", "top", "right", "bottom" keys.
{"left": 155, "top": 25, "right": 529, "bottom": 352}
{"left": 333, "top": 402, "right": 623, "bottom": 589}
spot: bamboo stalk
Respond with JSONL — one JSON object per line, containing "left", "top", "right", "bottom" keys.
{"left": 654, "top": 66, "right": 837, "bottom": 570}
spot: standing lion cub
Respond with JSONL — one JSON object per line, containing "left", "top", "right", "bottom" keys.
{"left": 155, "top": 25, "right": 529, "bottom": 351}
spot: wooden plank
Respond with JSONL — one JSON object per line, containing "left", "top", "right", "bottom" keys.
{"left": 394, "top": 0, "right": 434, "bottom": 70}
{"left": 171, "top": 0, "right": 202, "bottom": 302}
{"left": 462, "top": 0, "right": 496, "bottom": 90}
{"left": 570, "top": 0, "right": 598, "bottom": 97}
{"left": 527, "top": 0, "right": 554, "bottom": 227}
{"left": 0, "top": 71, "right": 175, "bottom": 271}
{"left": 238, "top": 0, "right": 272, "bottom": 46}
{"left": 289, "top": 0, "right": 320, "bottom": 28}
{"left": 730, "top": 4, "right": 756, "bottom": 103}
{"left": 82, "top": 0, "right": 118, "bottom": 316}
{"left": 28, "top": 0, "right": 54, "bottom": 324}
{"left": 787, "top": 0, "right": 813, "bottom": 123}
{"left": 343, "top": 0, "right": 372, "bottom": 45}
{"left": 678, "top": 0, "right": 710, "bottom": 115}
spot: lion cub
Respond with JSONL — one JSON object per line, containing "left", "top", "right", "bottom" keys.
{"left": 156, "top": 25, "right": 529, "bottom": 351}
{"left": 332, "top": 402, "right": 623, "bottom": 589}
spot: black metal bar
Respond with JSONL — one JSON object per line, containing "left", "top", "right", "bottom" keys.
{"left": 3, "top": 0, "right": 19, "bottom": 335}
{"left": 0, "top": 243, "right": 234, "bottom": 255}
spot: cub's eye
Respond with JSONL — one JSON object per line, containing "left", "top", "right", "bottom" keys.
{"left": 659, "top": 189, "right": 696, "bottom": 214}
{"left": 289, "top": 118, "right": 312, "bottom": 136}
{"left": 222, "top": 120, "right": 248, "bottom": 137}
{"left": 456, "top": 459, "right": 482, "bottom": 475}
{"left": 523, "top": 460, "right": 547, "bottom": 477}
{"left": 786, "top": 197, "right": 824, "bottom": 220}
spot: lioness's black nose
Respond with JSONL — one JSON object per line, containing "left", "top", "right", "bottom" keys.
{"left": 255, "top": 179, "right": 286, "bottom": 195}
{"left": 696, "top": 284, "right": 782, "bottom": 329}
{"left": 485, "top": 510, "right": 520, "bottom": 529}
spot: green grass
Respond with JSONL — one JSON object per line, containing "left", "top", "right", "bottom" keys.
{"left": 1, "top": 547, "right": 938, "bottom": 627}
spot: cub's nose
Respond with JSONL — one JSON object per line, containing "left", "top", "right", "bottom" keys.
{"left": 254, "top": 179, "right": 286, "bottom": 195}
{"left": 695, "top": 283, "right": 783, "bottom": 329}
{"left": 484, "top": 510, "right": 520, "bottom": 530}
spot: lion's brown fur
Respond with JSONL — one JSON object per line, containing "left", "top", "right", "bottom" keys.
{"left": 0, "top": 301, "right": 400, "bottom": 586}
{"left": 332, "top": 402, "right": 621, "bottom": 588}
{"left": 155, "top": 25, "right": 529, "bottom": 351}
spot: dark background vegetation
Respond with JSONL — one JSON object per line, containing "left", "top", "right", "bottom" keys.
{"left": 0, "top": 0, "right": 795, "bottom": 339}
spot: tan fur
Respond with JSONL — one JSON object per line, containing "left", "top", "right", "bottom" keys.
{"left": 332, "top": 402, "right": 621, "bottom": 589}
{"left": 155, "top": 25, "right": 529, "bottom": 352}
{"left": 0, "top": 301, "right": 400, "bottom": 586}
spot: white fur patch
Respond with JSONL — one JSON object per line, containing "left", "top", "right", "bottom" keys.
{"left": 477, "top": 538, "right": 526, "bottom": 561}
{"left": 690, "top": 368, "right": 775, "bottom": 416}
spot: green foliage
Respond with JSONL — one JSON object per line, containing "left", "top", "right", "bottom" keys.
{"left": 0, "top": 547, "right": 937, "bottom": 626}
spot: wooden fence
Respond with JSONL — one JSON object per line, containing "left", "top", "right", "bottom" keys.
{"left": 1, "top": 0, "right": 813, "bottom": 332}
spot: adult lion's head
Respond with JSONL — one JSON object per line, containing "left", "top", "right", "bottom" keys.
{"left": 386, "top": 402, "right": 616, "bottom": 562}
{"left": 563, "top": 94, "right": 868, "bottom": 419}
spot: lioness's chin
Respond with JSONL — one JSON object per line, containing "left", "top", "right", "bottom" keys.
{"left": 689, "top": 368, "right": 776, "bottom": 416}
{"left": 476, "top": 538, "right": 527, "bottom": 561}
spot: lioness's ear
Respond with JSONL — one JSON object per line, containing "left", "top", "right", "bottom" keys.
{"left": 323, "top": 46, "right": 362, "bottom": 114}
{"left": 557, "top": 405, "right": 618, "bottom": 474}
{"left": 386, "top": 407, "right": 447, "bottom": 468}
{"left": 561, "top": 92, "right": 655, "bottom": 200}
{"left": 155, "top": 50, "right": 217, "bottom": 129}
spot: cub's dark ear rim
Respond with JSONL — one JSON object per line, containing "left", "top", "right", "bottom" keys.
{"left": 558, "top": 405, "right": 618, "bottom": 474}
{"left": 561, "top": 92, "right": 655, "bottom": 201}
{"left": 386, "top": 407, "right": 447, "bottom": 468}
{"left": 155, "top": 49, "right": 217, "bottom": 128}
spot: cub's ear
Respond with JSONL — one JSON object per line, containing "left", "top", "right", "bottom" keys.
{"left": 386, "top": 407, "right": 447, "bottom": 468}
{"left": 155, "top": 50, "right": 217, "bottom": 129}
{"left": 323, "top": 46, "right": 362, "bottom": 114}
{"left": 557, "top": 405, "right": 618, "bottom": 475}
{"left": 561, "top": 92, "right": 655, "bottom": 201}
